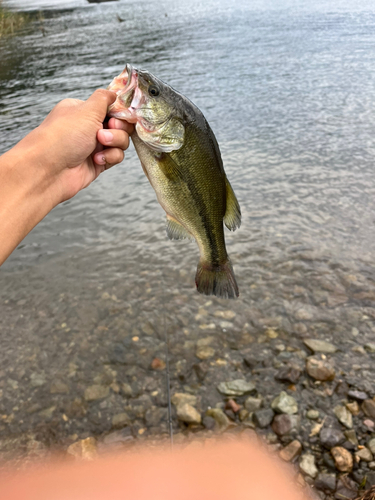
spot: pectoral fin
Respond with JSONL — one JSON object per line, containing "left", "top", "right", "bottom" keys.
{"left": 166, "top": 215, "right": 193, "bottom": 240}
{"left": 224, "top": 177, "right": 241, "bottom": 231}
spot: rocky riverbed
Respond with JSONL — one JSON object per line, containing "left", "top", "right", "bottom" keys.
{"left": 1, "top": 247, "right": 375, "bottom": 500}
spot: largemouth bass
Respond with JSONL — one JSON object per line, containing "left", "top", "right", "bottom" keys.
{"left": 107, "top": 65, "right": 241, "bottom": 299}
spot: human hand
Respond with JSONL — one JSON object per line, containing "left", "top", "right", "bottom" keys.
{"left": 0, "top": 89, "right": 133, "bottom": 266}
{"left": 15, "top": 89, "right": 134, "bottom": 204}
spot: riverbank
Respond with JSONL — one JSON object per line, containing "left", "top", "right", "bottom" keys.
{"left": 0, "top": 1, "right": 29, "bottom": 37}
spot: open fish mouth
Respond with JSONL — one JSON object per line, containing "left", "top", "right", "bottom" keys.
{"left": 107, "top": 64, "right": 141, "bottom": 122}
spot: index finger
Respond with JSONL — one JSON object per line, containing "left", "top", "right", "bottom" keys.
{"left": 84, "top": 89, "right": 117, "bottom": 121}
{"left": 107, "top": 117, "right": 134, "bottom": 135}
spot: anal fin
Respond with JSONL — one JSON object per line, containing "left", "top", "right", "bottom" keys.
{"left": 166, "top": 215, "right": 193, "bottom": 240}
{"left": 224, "top": 177, "right": 241, "bottom": 231}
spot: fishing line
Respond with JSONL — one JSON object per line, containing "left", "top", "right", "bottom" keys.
{"left": 162, "top": 273, "right": 173, "bottom": 448}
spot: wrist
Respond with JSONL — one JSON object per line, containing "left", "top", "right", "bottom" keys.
{"left": 0, "top": 134, "right": 57, "bottom": 265}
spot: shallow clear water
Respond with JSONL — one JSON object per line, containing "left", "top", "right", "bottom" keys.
{"left": 1, "top": 0, "right": 375, "bottom": 449}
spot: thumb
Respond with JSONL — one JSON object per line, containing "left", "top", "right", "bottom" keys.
{"left": 84, "top": 89, "right": 117, "bottom": 122}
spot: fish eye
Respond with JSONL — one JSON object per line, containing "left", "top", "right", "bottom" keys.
{"left": 148, "top": 85, "right": 160, "bottom": 97}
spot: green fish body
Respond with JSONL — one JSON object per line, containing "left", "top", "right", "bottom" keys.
{"left": 108, "top": 65, "right": 241, "bottom": 298}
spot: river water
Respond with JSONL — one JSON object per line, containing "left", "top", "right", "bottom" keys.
{"left": 1, "top": 0, "right": 375, "bottom": 456}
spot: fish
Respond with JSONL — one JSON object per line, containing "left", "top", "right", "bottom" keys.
{"left": 107, "top": 64, "right": 241, "bottom": 299}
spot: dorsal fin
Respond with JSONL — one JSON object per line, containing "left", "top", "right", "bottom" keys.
{"left": 224, "top": 177, "right": 241, "bottom": 231}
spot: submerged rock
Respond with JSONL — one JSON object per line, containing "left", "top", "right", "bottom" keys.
{"left": 271, "top": 391, "right": 298, "bottom": 415}
{"left": 304, "top": 339, "right": 337, "bottom": 354}
{"left": 217, "top": 380, "right": 256, "bottom": 397}
{"left": 176, "top": 404, "right": 201, "bottom": 424}
{"left": 331, "top": 446, "right": 353, "bottom": 472}
{"left": 299, "top": 454, "right": 318, "bottom": 478}
{"left": 306, "top": 356, "right": 335, "bottom": 381}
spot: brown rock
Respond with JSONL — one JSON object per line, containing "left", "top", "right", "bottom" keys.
{"left": 279, "top": 440, "right": 302, "bottom": 462}
{"left": 345, "top": 401, "right": 359, "bottom": 416}
{"left": 272, "top": 414, "right": 301, "bottom": 436}
{"left": 67, "top": 437, "right": 97, "bottom": 460}
{"left": 331, "top": 446, "right": 353, "bottom": 472}
{"left": 306, "top": 356, "right": 335, "bottom": 381}
{"left": 225, "top": 399, "right": 241, "bottom": 413}
{"left": 362, "top": 399, "right": 375, "bottom": 419}
{"left": 151, "top": 358, "right": 166, "bottom": 370}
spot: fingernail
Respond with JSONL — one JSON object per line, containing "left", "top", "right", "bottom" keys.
{"left": 101, "top": 130, "right": 113, "bottom": 142}
{"left": 95, "top": 154, "right": 106, "bottom": 165}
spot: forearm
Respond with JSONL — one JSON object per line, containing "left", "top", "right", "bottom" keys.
{"left": 0, "top": 131, "right": 56, "bottom": 266}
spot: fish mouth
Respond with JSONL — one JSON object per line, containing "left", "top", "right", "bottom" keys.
{"left": 107, "top": 64, "right": 140, "bottom": 122}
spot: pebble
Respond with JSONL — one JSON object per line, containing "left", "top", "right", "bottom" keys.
{"left": 30, "top": 373, "right": 46, "bottom": 388}
{"left": 84, "top": 385, "right": 109, "bottom": 402}
{"left": 306, "top": 356, "right": 335, "bottom": 381}
{"left": 279, "top": 440, "right": 302, "bottom": 462}
{"left": 368, "top": 438, "right": 375, "bottom": 455}
{"left": 150, "top": 358, "right": 166, "bottom": 370}
{"left": 320, "top": 427, "right": 345, "bottom": 449}
{"left": 345, "top": 401, "right": 359, "bottom": 416}
{"left": 171, "top": 393, "right": 197, "bottom": 407}
{"left": 253, "top": 409, "right": 274, "bottom": 428}
{"left": 214, "top": 310, "right": 236, "bottom": 319}
{"left": 244, "top": 396, "right": 262, "bottom": 412}
{"left": 176, "top": 404, "right": 201, "bottom": 424}
{"left": 365, "top": 343, "right": 375, "bottom": 353}
{"left": 356, "top": 448, "right": 373, "bottom": 462}
{"left": 347, "top": 389, "right": 368, "bottom": 401}
{"left": 111, "top": 413, "right": 131, "bottom": 428}
{"left": 334, "top": 477, "right": 357, "bottom": 500}
{"left": 50, "top": 381, "right": 69, "bottom": 394}
{"left": 331, "top": 446, "right": 353, "bottom": 472}
{"left": 196, "top": 346, "right": 215, "bottom": 360}
{"left": 275, "top": 366, "right": 301, "bottom": 384}
{"left": 314, "top": 473, "right": 336, "bottom": 493}
{"left": 67, "top": 437, "right": 97, "bottom": 460}
{"left": 299, "top": 453, "right": 318, "bottom": 478}
{"left": 271, "top": 391, "right": 298, "bottom": 415}
{"left": 306, "top": 409, "right": 320, "bottom": 420}
{"left": 344, "top": 430, "right": 358, "bottom": 447}
{"left": 225, "top": 399, "right": 241, "bottom": 413}
{"left": 303, "top": 339, "right": 337, "bottom": 354}
{"left": 364, "top": 419, "right": 375, "bottom": 431}
{"left": 272, "top": 414, "right": 301, "bottom": 436}
{"left": 333, "top": 405, "right": 353, "bottom": 429}
{"left": 217, "top": 379, "right": 256, "bottom": 397}
{"left": 206, "top": 408, "right": 230, "bottom": 431}
{"left": 362, "top": 399, "right": 375, "bottom": 419}
{"left": 102, "top": 428, "right": 133, "bottom": 447}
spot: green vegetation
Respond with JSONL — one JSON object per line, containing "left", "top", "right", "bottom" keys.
{"left": 0, "top": 0, "right": 29, "bottom": 37}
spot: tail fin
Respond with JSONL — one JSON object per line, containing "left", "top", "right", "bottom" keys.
{"left": 195, "top": 259, "right": 239, "bottom": 299}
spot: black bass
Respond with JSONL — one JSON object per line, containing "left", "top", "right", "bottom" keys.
{"left": 107, "top": 65, "right": 241, "bottom": 299}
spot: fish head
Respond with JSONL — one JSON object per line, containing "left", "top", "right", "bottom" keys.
{"left": 107, "top": 65, "right": 185, "bottom": 153}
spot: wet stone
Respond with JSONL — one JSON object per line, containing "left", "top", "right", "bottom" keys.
{"left": 176, "top": 404, "right": 201, "bottom": 424}
{"left": 356, "top": 448, "right": 373, "bottom": 462}
{"left": 50, "top": 381, "right": 69, "bottom": 394}
{"left": 331, "top": 446, "right": 353, "bottom": 472}
{"left": 202, "top": 415, "right": 216, "bottom": 430}
{"left": 145, "top": 407, "right": 167, "bottom": 427}
{"left": 111, "top": 413, "right": 131, "bottom": 429}
{"left": 244, "top": 396, "right": 263, "bottom": 413}
{"left": 67, "top": 437, "right": 97, "bottom": 460}
{"left": 365, "top": 343, "right": 375, "bottom": 353}
{"left": 84, "top": 385, "right": 109, "bottom": 402}
{"left": 303, "top": 339, "right": 337, "bottom": 354}
{"left": 346, "top": 401, "right": 359, "bottom": 415}
{"left": 334, "top": 477, "right": 357, "bottom": 500}
{"left": 279, "top": 440, "right": 302, "bottom": 462}
{"left": 272, "top": 414, "right": 301, "bottom": 436}
{"left": 368, "top": 438, "right": 375, "bottom": 455}
{"left": 345, "top": 430, "right": 358, "bottom": 447}
{"left": 102, "top": 428, "right": 133, "bottom": 447}
{"left": 196, "top": 346, "right": 215, "bottom": 360}
{"left": 320, "top": 427, "right": 345, "bottom": 449}
{"left": 271, "top": 391, "right": 298, "bottom": 415}
{"left": 314, "top": 473, "right": 336, "bottom": 493}
{"left": 150, "top": 358, "right": 166, "bottom": 370}
{"left": 253, "top": 409, "right": 274, "bottom": 428}
{"left": 362, "top": 399, "right": 375, "bottom": 419}
{"left": 306, "top": 356, "right": 335, "bottom": 381}
{"left": 334, "top": 405, "right": 353, "bottom": 429}
{"left": 30, "top": 373, "right": 46, "bottom": 388}
{"left": 206, "top": 408, "right": 230, "bottom": 431}
{"left": 171, "top": 393, "right": 197, "bottom": 407}
{"left": 217, "top": 380, "right": 256, "bottom": 397}
{"left": 275, "top": 365, "right": 302, "bottom": 384}
{"left": 306, "top": 410, "right": 320, "bottom": 420}
{"left": 299, "top": 453, "right": 318, "bottom": 478}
